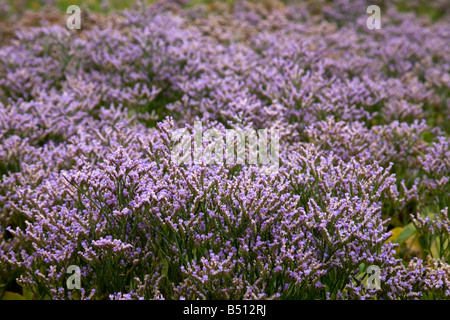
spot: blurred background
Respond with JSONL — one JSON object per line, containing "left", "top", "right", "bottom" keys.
{"left": 1, "top": 0, "right": 448, "bottom": 22}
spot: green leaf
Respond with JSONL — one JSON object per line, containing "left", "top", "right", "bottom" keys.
{"left": 2, "top": 291, "right": 26, "bottom": 300}
{"left": 22, "top": 288, "right": 34, "bottom": 300}
{"left": 423, "top": 204, "right": 440, "bottom": 216}
{"left": 161, "top": 258, "right": 169, "bottom": 277}
{"left": 386, "top": 227, "right": 403, "bottom": 243}
{"left": 395, "top": 223, "right": 416, "bottom": 244}
{"left": 358, "top": 263, "right": 366, "bottom": 274}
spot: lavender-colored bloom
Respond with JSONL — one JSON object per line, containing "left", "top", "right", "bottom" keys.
{"left": 0, "top": 0, "right": 449, "bottom": 300}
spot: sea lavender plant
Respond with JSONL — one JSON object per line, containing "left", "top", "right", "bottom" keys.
{"left": 0, "top": 0, "right": 449, "bottom": 300}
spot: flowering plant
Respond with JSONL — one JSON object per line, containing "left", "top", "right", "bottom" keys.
{"left": 0, "top": 0, "right": 449, "bottom": 300}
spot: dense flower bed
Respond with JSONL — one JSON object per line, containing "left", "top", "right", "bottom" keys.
{"left": 0, "top": 0, "right": 449, "bottom": 300}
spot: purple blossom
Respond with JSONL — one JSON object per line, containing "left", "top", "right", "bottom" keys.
{"left": 0, "top": 0, "right": 449, "bottom": 300}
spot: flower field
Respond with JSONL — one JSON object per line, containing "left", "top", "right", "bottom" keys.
{"left": 0, "top": 0, "right": 449, "bottom": 300}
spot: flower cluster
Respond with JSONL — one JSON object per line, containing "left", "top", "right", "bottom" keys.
{"left": 0, "top": 0, "right": 449, "bottom": 300}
